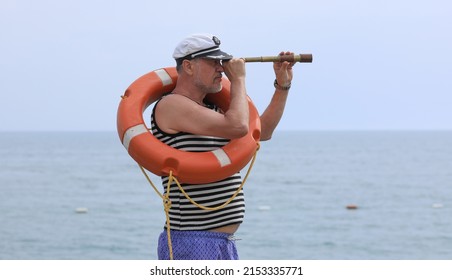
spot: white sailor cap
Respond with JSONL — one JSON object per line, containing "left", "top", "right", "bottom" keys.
{"left": 173, "top": 33, "right": 233, "bottom": 63}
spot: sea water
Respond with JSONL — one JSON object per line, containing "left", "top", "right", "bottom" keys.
{"left": 1, "top": 131, "right": 451, "bottom": 259}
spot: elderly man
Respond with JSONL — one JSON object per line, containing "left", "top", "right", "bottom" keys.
{"left": 151, "top": 33, "right": 295, "bottom": 259}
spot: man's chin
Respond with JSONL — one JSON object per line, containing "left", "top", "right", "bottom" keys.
{"left": 209, "top": 84, "right": 223, "bottom": 94}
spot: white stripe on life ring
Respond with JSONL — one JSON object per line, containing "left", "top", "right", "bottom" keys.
{"left": 155, "top": 69, "right": 173, "bottom": 86}
{"left": 123, "top": 124, "right": 148, "bottom": 151}
{"left": 211, "top": 148, "right": 232, "bottom": 167}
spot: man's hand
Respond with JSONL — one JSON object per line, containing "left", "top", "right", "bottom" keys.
{"left": 273, "top": 51, "right": 295, "bottom": 87}
{"left": 222, "top": 58, "right": 246, "bottom": 82}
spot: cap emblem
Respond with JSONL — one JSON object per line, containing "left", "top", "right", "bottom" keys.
{"left": 212, "top": 36, "right": 221, "bottom": 46}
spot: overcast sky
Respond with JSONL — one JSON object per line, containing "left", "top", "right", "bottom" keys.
{"left": 1, "top": 0, "right": 451, "bottom": 131}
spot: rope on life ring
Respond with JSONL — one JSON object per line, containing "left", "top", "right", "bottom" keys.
{"left": 138, "top": 142, "right": 259, "bottom": 260}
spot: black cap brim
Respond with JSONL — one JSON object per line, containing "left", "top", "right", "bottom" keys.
{"left": 197, "top": 49, "right": 233, "bottom": 61}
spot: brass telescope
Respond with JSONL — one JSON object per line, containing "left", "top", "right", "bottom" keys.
{"left": 243, "top": 53, "right": 313, "bottom": 63}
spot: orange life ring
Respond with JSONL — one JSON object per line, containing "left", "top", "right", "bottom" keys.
{"left": 117, "top": 67, "right": 261, "bottom": 184}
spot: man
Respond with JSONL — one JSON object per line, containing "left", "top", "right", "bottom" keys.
{"left": 151, "top": 33, "right": 295, "bottom": 259}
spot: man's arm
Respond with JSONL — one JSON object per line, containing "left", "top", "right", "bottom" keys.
{"left": 260, "top": 51, "right": 295, "bottom": 141}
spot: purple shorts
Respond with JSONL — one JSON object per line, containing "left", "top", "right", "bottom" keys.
{"left": 157, "top": 230, "right": 239, "bottom": 260}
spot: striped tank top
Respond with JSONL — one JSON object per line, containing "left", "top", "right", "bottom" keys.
{"left": 150, "top": 95, "right": 245, "bottom": 231}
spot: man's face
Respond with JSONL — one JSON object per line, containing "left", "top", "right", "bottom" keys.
{"left": 192, "top": 58, "right": 224, "bottom": 94}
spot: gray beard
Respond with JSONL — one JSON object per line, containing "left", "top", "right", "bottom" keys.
{"left": 195, "top": 81, "right": 222, "bottom": 94}
{"left": 193, "top": 70, "right": 223, "bottom": 94}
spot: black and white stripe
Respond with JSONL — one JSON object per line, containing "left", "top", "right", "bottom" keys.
{"left": 151, "top": 97, "right": 245, "bottom": 231}
{"left": 190, "top": 46, "right": 220, "bottom": 58}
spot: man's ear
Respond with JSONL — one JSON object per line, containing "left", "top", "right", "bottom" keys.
{"left": 182, "top": 60, "right": 195, "bottom": 76}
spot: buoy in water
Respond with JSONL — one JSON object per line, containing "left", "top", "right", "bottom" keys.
{"left": 346, "top": 204, "right": 358, "bottom": 210}
{"left": 75, "top": 207, "right": 88, "bottom": 214}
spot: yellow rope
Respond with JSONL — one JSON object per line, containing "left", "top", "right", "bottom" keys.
{"left": 139, "top": 165, "right": 175, "bottom": 260}
{"left": 138, "top": 143, "right": 260, "bottom": 260}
